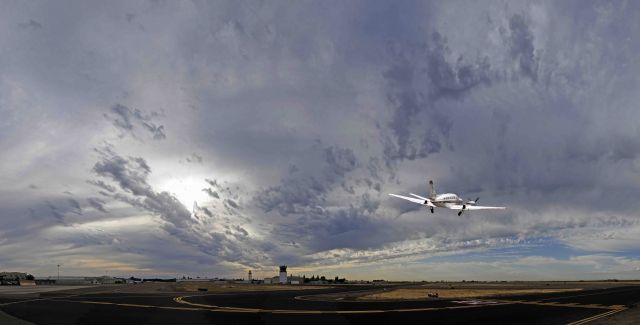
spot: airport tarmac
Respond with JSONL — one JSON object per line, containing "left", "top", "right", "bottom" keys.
{"left": 0, "top": 285, "right": 97, "bottom": 296}
{"left": 0, "top": 283, "right": 638, "bottom": 324}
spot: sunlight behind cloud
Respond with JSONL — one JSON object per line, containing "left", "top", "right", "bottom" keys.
{"left": 157, "top": 176, "right": 209, "bottom": 211}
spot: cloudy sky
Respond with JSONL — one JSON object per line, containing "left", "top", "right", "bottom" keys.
{"left": 1, "top": 0, "right": 640, "bottom": 281}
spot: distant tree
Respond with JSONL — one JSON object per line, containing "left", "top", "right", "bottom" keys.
{"left": 26, "top": 274, "right": 35, "bottom": 280}
{"left": 320, "top": 276, "right": 326, "bottom": 281}
{"left": 335, "top": 276, "right": 339, "bottom": 282}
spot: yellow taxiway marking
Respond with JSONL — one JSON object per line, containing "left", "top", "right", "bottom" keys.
{"left": 0, "top": 294, "right": 86, "bottom": 306}
{"left": 494, "top": 299, "right": 628, "bottom": 325}
{"left": 38, "top": 295, "right": 627, "bottom": 318}
{"left": 566, "top": 308, "right": 627, "bottom": 325}
{"left": 175, "top": 294, "right": 630, "bottom": 315}
{"left": 173, "top": 295, "right": 514, "bottom": 314}
{"left": 494, "top": 299, "right": 624, "bottom": 310}
{"left": 58, "top": 300, "right": 204, "bottom": 312}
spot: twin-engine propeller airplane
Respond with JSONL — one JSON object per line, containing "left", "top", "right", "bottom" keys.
{"left": 389, "top": 180, "right": 506, "bottom": 216}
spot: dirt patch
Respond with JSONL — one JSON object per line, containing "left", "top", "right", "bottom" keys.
{"left": 359, "top": 288, "right": 582, "bottom": 300}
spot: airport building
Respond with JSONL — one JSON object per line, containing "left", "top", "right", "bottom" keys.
{"left": 260, "top": 266, "right": 303, "bottom": 285}
{"left": 32, "top": 276, "right": 120, "bottom": 285}
{"left": 279, "top": 265, "right": 287, "bottom": 284}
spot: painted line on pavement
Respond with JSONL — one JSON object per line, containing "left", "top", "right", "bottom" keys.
{"left": 566, "top": 308, "right": 627, "bottom": 325}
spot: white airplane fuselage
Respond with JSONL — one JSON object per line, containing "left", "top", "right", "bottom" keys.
{"left": 431, "top": 193, "right": 464, "bottom": 208}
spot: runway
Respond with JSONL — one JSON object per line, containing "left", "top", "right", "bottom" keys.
{"left": 0, "top": 285, "right": 638, "bottom": 324}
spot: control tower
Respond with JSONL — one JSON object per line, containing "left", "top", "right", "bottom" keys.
{"left": 248, "top": 270, "right": 252, "bottom": 282}
{"left": 279, "top": 265, "right": 287, "bottom": 284}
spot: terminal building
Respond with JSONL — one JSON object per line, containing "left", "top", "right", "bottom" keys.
{"left": 262, "top": 266, "right": 302, "bottom": 285}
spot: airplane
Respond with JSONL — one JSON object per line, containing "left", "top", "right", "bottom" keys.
{"left": 389, "top": 180, "right": 506, "bottom": 216}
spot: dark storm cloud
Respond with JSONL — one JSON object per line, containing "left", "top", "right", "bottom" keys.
{"left": 42, "top": 197, "right": 89, "bottom": 224}
{"left": 255, "top": 173, "right": 324, "bottom": 215}
{"left": 185, "top": 153, "right": 203, "bottom": 164}
{"left": 45, "top": 201, "right": 65, "bottom": 222}
{"left": 67, "top": 198, "right": 82, "bottom": 215}
{"left": 199, "top": 206, "right": 215, "bottom": 218}
{"left": 383, "top": 31, "right": 495, "bottom": 162}
{"left": 18, "top": 19, "right": 42, "bottom": 30}
{"left": 142, "top": 122, "right": 166, "bottom": 140}
{"left": 507, "top": 14, "right": 538, "bottom": 81}
{"left": 91, "top": 148, "right": 192, "bottom": 231}
{"left": 89, "top": 147, "right": 275, "bottom": 269}
{"left": 92, "top": 147, "right": 153, "bottom": 197}
{"left": 324, "top": 146, "right": 358, "bottom": 180}
{"left": 205, "top": 179, "right": 221, "bottom": 189}
{"left": 426, "top": 32, "right": 494, "bottom": 100}
{"left": 202, "top": 188, "right": 219, "bottom": 199}
{"left": 87, "top": 197, "right": 107, "bottom": 213}
{"left": 3, "top": 0, "right": 640, "bottom": 278}
{"left": 225, "top": 199, "right": 239, "bottom": 209}
{"left": 86, "top": 180, "right": 117, "bottom": 193}
{"left": 255, "top": 145, "right": 360, "bottom": 216}
{"left": 252, "top": 143, "right": 406, "bottom": 253}
{"left": 105, "top": 104, "right": 166, "bottom": 140}
{"left": 609, "top": 135, "right": 640, "bottom": 162}
{"left": 300, "top": 203, "right": 394, "bottom": 252}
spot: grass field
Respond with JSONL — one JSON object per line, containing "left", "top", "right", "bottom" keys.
{"left": 5, "top": 282, "right": 330, "bottom": 296}
{"left": 359, "top": 288, "right": 582, "bottom": 300}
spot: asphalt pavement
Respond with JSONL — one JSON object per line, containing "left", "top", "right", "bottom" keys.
{"left": 0, "top": 285, "right": 638, "bottom": 324}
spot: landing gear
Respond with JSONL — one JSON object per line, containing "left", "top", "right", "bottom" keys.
{"left": 458, "top": 205, "right": 466, "bottom": 216}
{"left": 458, "top": 211, "right": 462, "bottom": 216}
{"left": 430, "top": 207, "right": 434, "bottom": 214}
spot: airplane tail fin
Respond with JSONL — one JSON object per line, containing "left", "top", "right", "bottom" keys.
{"left": 429, "top": 180, "right": 436, "bottom": 198}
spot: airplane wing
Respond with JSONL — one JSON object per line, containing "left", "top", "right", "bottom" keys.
{"left": 409, "top": 193, "right": 428, "bottom": 200}
{"left": 389, "top": 193, "right": 435, "bottom": 207}
{"left": 447, "top": 205, "right": 506, "bottom": 210}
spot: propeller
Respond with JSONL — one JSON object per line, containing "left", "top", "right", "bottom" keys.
{"left": 466, "top": 197, "right": 480, "bottom": 205}
{"left": 458, "top": 204, "right": 466, "bottom": 216}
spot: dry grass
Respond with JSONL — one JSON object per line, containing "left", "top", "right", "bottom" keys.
{"left": 30, "top": 282, "right": 328, "bottom": 295}
{"left": 170, "top": 282, "right": 327, "bottom": 293}
{"left": 359, "top": 288, "right": 582, "bottom": 300}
